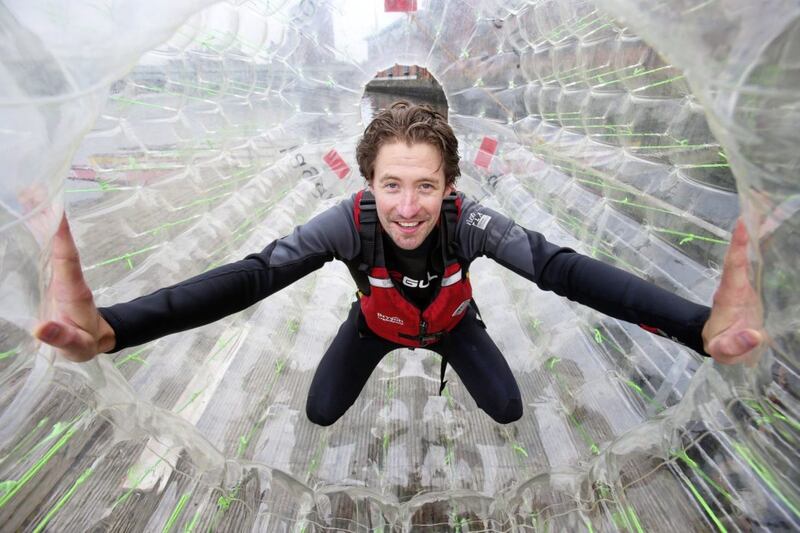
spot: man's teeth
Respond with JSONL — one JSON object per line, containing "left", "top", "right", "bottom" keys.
{"left": 398, "top": 222, "right": 420, "bottom": 227}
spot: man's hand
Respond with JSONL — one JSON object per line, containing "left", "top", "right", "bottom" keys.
{"left": 32, "top": 214, "right": 115, "bottom": 362}
{"left": 702, "top": 219, "right": 765, "bottom": 365}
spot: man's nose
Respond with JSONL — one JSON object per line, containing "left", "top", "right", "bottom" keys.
{"left": 396, "top": 190, "right": 421, "bottom": 218}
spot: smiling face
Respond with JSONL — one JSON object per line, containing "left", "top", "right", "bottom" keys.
{"left": 369, "top": 141, "right": 454, "bottom": 250}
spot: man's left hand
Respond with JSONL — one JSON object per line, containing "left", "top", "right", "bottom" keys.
{"left": 702, "top": 218, "right": 765, "bottom": 365}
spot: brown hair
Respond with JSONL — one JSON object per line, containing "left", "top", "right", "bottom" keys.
{"left": 356, "top": 100, "right": 460, "bottom": 187}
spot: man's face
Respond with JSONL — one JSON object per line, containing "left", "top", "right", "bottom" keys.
{"left": 369, "top": 141, "right": 454, "bottom": 251}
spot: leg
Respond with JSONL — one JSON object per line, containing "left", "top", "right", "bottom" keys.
{"left": 434, "top": 306, "right": 522, "bottom": 423}
{"left": 306, "top": 302, "right": 399, "bottom": 426}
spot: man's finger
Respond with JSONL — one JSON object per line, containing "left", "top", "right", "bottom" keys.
{"left": 708, "top": 328, "right": 762, "bottom": 364}
{"left": 33, "top": 320, "right": 96, "bottom": 362}
{"left": 717, "top": 219, "right": 751, "bottom": 297}
{"left": 51, "top": 214, "right": 91, "bottom": 300}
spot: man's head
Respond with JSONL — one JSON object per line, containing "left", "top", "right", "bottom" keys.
{"left": 356, "top": 101, "right": 461, "bottom": 250}
{"left": 356, "top": 101, "right": 460, "bottom": 187}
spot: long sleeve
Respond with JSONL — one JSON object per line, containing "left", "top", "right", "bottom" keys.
{"left": 99, "top": 197, "right": 361, "bottom": 352}
{"left": 455, "top": 196, "right": 710, "bottom": 355}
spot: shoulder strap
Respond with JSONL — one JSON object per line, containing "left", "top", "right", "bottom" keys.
{"left": 357, "top": 190, "right": 459, "bottom": 269}
{"left": 440, "top": 192, "right": 460, "bottom": 260}
{"left": 355, "top": 189, "right": 381, "bottom": 271}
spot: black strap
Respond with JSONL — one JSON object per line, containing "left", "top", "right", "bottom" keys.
{"left": 439, "top": 354, "right": 448, "bottom": 395}
{"left": 441, "top": 193, "right": 459, "bottom": 259}
{"left": 358, "top": 190, "right": 459, "bottom": 270}
{"left": 357, "top": 191, "right": 380, "bottom": 273}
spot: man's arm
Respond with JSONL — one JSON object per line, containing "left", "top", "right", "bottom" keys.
{"left": 455, "top": 197, "right": 763, "bottom": 361}
{"left": 35, "top": 198, "right": 360, "bottom": 358}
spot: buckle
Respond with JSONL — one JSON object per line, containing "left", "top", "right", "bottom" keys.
{"left": 400, "top": 331, "right": 443, "bottom": 347}
{"left": 419, "top": 334, "right": 441, "bottom": 347}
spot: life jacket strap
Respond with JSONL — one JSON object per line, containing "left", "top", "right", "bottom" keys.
{"left": 357, "top": 191, "right": 380, "bottom": 276}
{"left": 397, "top": 331, "right": 445, "bottom": 347}
{"left": 439, "top": 354, "right": 449, "bottom": 396}
{"left": 441, "top": 192, "right": 459, "bottom": 257}
{"left": 357, "top": 190, "right": 460, "bottom": 271}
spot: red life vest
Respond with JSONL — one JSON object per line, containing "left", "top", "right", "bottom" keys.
{"left": 354, "top": 189, "right": 473, "bottom": 348}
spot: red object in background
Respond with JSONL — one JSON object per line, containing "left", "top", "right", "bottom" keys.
{"left": 385, "top": 0, "right": 417, "bottom": 12}
{"left": 474, "top": 137, "right": 498, "bottom": 168}
{"left": 324, "top": 149, "right": 350, "bottom": 179}
{"left": 69, "top": 166, "right": 97, "bottom": 181}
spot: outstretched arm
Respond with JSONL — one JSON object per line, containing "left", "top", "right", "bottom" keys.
{"left": 455, "top": 197, "right": 760, "bottom": 358}
{"left": 33, "top": 215, "right": 116, "bottom": 361}
{"left": 702, "top": 219, "right": 764, "bottom": 364}
{"left": 39, "top": 198, "right": 361, "bottom": 355}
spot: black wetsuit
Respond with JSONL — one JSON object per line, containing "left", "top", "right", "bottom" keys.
{"left": 99, "top": 192, "right": 711, "bottom": 425}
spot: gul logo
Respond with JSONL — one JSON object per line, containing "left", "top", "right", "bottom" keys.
{"left": 377, "top": 312, "right": 404, "bottom": 325}
{"left": 466, "top": 211, "right": 492, "bottom": 230}
{"left": 402, "top": 272, "right": 438, "bottom": 288}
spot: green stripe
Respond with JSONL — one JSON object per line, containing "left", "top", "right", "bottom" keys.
{"left": 673, "top": 450, "right": 732, "bottom": 500}
{"left": 184, "top": 509, "right": 202, "bottom": 532}
{"left": 680, "top": 163, "right": 730, "bottom": 169}
{"left": 66, "top": 185, "right": 123, "bottom": 193}
{"left": 652, "top": 227, "right": 728, "bottom": 245}
{"left": 144, "top": 214, "right": 202, "bottom": 236}
{"left": 590, "top": 328, "right": 628, "bottom": 354}
{"left": 91, "top": 244, "right": 162, "bottom": 269}
{"left": 176, "top": 388, "right": 207, "bottom": 413}
{"left": 568, "top": 412, "right": 600, "bottom": 455}
{"left": 114, "top": 459, "right": 162, "bottom": 507}
{"left": 19, "top": 413, "right": 83, "bottom": 463}
{"left": 682, "top": 475, "right": 728, "bottom": 532}
{"left": 5, "top": 417, "right": 50, "bottom": 462}
{"left": 163, "top": 492, "right": 192, "bottom": 533}
{"left": 627, "top": 506, "right": 645, "bottom": 533}
{"left": 595, "top": 65, "right": 672, "bottom": 87}
{"left": 624, "top": 379, "right": 665, "bottom": 411}
{"left": 733, "top": 442, "right": 800, "bottom": 518}
{"left": 629, "top": 143, "right": 715, "bottom": 150}
{"left": 0, "top": 424, "right": 80, "bottom": 508}
{"left": 633, "top": 75, "right": 686, "bottom": 92}
{"left": 109, "top": 96, "right": 176, "bottom": 111}
{"left": 115, "top": 346, "right": 151, "bottom": 367}
{"left": 32, "top": 468, "right": 94, "bottom": 533}
{"left": 0, "top": 347, "right": 19, "bottom": 360}
{"left": 174, "top": 192, "right": 231, "bottom": 211}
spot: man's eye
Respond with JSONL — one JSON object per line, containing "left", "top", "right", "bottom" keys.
{"left": 384, "top": 183, "right": 398, "bottom": 189}
{"left": 420, "top": 183, "right": 434, "bottom": 190}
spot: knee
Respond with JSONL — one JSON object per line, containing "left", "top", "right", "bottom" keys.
{"left": 306, "top": 397, "right": 342, "bottom": 427}
{"left": 489, "top": 397, "right": 523, "bottom": 424}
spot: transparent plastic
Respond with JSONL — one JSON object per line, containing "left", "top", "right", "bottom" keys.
{"left": 1, "top": 0, "right": 798, "bottom": 531}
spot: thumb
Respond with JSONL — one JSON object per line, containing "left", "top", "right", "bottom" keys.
{"left": 708, "top": 328, "right": 762, "bottom": 364}
{"left": 33, "top": 320, "right": 98, "bottom": 362}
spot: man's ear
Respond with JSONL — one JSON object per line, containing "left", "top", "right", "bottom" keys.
{"left": 367, "top": 179, "right": 374, "bottom": 192}
{"left": 444, "top": 184, "right": 455, "bottom": 196}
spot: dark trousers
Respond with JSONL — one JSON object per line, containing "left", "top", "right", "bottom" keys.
{"left": 306, "top": 301, "right": 522, "bottom": 426}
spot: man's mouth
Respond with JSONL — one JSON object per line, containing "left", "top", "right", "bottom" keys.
{"left": 394, "top": 220, "right": 423, "bottom": 233}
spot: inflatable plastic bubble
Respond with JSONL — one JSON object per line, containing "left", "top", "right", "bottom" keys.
{"left": 1, "top": 0, "right": 798, "bottom": 530}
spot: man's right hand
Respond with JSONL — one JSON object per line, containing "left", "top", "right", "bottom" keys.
{"left": 32, "top": 214, "right": 115, "bottom": 362}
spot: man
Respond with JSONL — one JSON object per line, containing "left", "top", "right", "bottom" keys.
{"left": 34, "top": 101, "right": 764, "bottom": 425}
